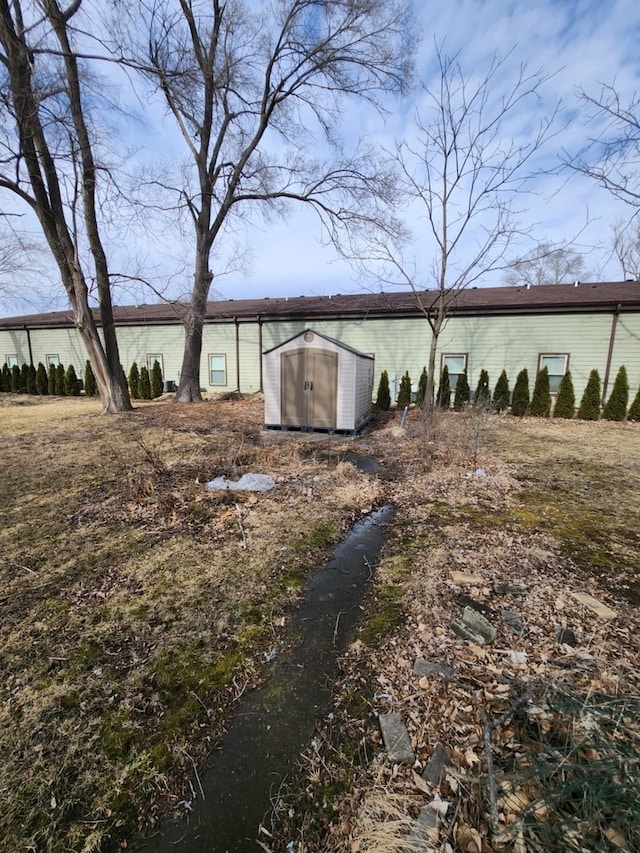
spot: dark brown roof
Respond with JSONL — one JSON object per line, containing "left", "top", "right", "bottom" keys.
{"left": 1, "top": 281, "right": 639, "bottom": 329}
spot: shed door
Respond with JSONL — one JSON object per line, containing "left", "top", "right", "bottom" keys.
{"left": 281, "top": 347, "right": 338, "bottom": 429}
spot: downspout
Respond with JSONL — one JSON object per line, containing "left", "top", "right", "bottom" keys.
{"left": 234, "top": 317, "right": 240, "bottom": 392}
{"left": 602, "top": 303, "right": 621, "bottom": 402}
{"left": 24, "top": 325, "right": 34, "bottom": 366}
{"left": 258, "top": 316, "right": 263, "bottom": 392}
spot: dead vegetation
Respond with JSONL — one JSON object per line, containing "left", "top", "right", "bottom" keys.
{"left": 1, "top": 396, "right": 639, "bottom": 852}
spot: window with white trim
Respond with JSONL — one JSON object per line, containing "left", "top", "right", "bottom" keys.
{"left": 442, "top": 353, "right": 468, "bottom": 390}
{"left": 6, "top": 354, "right": 18, "bottom": 367}
{"left": 147, "top": 353, "right": 164, "bottom": 375}
{"left": 538, "top": 353, "right": 569, "bottom": 393}
{"left": 46, "top": 354, "right": 59, "bottom": 367}
{"left": 209, "top": 354, "right": 227, "bottom": 386}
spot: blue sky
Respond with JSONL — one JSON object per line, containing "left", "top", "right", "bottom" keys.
{"left": 1, "top": 0, "right": 639, "bottom": 315}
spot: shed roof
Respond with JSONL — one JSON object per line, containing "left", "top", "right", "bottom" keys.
{"left": 1, "top": 281, "right": 639, "bottom": 330}
{"left": 263, "top": 328, "right": 374, "bottom": 358}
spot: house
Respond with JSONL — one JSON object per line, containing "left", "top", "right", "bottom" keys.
{"left": 1, "top": 281, "right": 639, "bottom": 402}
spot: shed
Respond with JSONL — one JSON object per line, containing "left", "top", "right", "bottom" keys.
{"left": 263, "top": 329, "right": 374, "bottom": 433}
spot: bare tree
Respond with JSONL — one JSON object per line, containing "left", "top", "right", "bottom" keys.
{"left": 354, "top": 46, "right": 558, "bottom": 411}
{"left": 612, "top": 217, "right": 640, "bottom": 280}
{"left": 128, "top": 0, "right": 413, "bottom": 402}
{"left": 570, "top": 83, "right": 640, "bottom": 208}
{"left": 503, "top": 242, "right": 587, "bottom": 286}
{"left": 0, "top": 0, "right": 131, "bottom": 412}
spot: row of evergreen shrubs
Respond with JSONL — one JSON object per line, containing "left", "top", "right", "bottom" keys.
{"left": 0, "top": 359, "right": 165, "bottom": 400}
{"left": 375, "top": 365, "right": 640, "bottom": 421}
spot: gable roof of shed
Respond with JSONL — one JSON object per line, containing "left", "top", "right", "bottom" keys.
{"left": 263, "top": 328, "right": 374, "bottom": 358}
{"left": 1, "top": 281, "right": 639, "bottom": 329}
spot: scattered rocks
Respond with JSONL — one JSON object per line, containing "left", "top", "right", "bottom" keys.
{"left": 378, "top": 713, "right": 415, "bottom": 764}
{"left": 571, "top": 592, "right": 617, "bottom": 621}
{"left": 422, "top": 743, "right": 450, "bottom": 786}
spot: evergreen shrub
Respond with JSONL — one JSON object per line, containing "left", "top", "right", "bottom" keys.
{"left": 48, "top": 364, "right": 56, "bottom": 395}
{"left": 397, "top": 371, "right": 412, "bottom": 409}
{"left": 36, "top": 363, "right": 48, "bottom": 395}
{"left": 11, "top": 364, "right": 21, "bottom": 392}
{"left": 492, "top": 369, "right": 510, "bottom": 412}
{"left": 474, "top": 369, "right": 491, "bottom": 409}
{"left": 453, "top": 370, "right": 470, "bottom": 411}
{"left": 437, "top": 365, "right": 451, "bottom": 409}
{"left": 511, "top": 368, "right": 530, "bottom": 416}
{"left": 26, "top": 364, "right": 37, "bottom": 394}
{"left": 138, "top": 365, "right": 151, "bottom": 400}
{"left": 65, "top": 364, "right": 80, "bottom": 396}
{"left": 376, "top": 370, "right": 391, "bottom": 410}
{"left": 553, "top": 371, "right": 575, "bottom": 419}
{"left": 128, "top": 362, "right": 140, "bottom": 400}
{"left": 415, "top": 367, "right": 428, "bottom": 408}
{"left": 20, "top": 363, "right": 29, "bottom": 391}
{"left": 55, "top": 363, "right": 66, "bottom": 395}
{"left": 151, "top": 360, "right": 163, "bottom": 399}
{"left": 1, "top": 363, "right": 10, "bottom": 391}
{"left": 84, "top": 360, "right": 97, "bottom": 396}
{"left": 530, "top": 366, "right": 551, "bottom": 417}
{"left": 603, "top": 365, "right": 629, "bottom": 421}
{"left": 577, "top": 370, "right": 601, "bottom": 420}
{"left": 628, "top": 386, "right": 640, "bottom": 422}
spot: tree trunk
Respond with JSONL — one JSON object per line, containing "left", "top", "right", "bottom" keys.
{"left": 175, "top": 251, "right": 212, "bottom": 403}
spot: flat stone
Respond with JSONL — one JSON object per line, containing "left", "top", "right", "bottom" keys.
{"left": 456, "top": 594, "right": 496, "bottom": 617}
{"left": 422, "top": 743, "right": 450, "bottom": 786}
{"left": 451, "top": 618, "right": 486, "bottom": 644}
{"left": 409, "top": 805, "right": 438, "bottom": 849}
{"left": 570, "top": 592, "right": 617, "bottom": 620}
{"left": 459, "top": 606, "right": 497, "bottom": 644}
{"left": 493, "top": 580, "right": 528, "bottom": 596}
{"left": 555, "top": 625, "right": 578, "bottom": 647}
{"left": 502, "top": 610, "right": 524, "bottom": 635}
{"left": 378, "top": 713, "right": 415, "bottom": 764}
{"left": 449, "top": 571, "right": 485, "bottom": 586}
{"left": 413, "top": 658, "right": 456, "bottom": 680}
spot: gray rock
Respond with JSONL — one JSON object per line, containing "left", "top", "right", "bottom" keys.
{"left": 493, "top": 580, "right": 528, "bottom": 596}
{"left": 502, "top": 610, "right": 524, "bottom": 636}
{"left": 422, "top": 743, "right": 450, "bottom": 786}
{"left": 409, "top": 805, "right": 438, "bottom": 847}
{"left": 378, "top": 713, "right": 415, "bottom": 764}
{"left": 413, "top": 658, "right": 456, "bottom": 680}
{"left": 555, "top": 625, "right": 578, "bottom": 647}
{"left": 455, "top": 593, "right": 496, "bottom": 617}
{"left": 452, "top": 606, "right": 497, "bottom": 644}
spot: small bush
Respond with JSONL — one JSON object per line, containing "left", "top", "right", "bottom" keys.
{"left": 11, "top": 364, "right": 21, "bottom": 392}
{"left": 577, "top": 370, "right": 601, "bottom": 421}
{"left": 603, "top": 365, "right": 629, "bottom": 421}
{"left": 474, "top": 369, "right": 491, "bottom": 410}
{"left": 129, "top": 362, "right": 140, "bottom": 400}
{"left": 151, "top": 360, "right": 164, "bottom": 399}
{"left": 138, "top": 365, "right": 151, "bottom": 400}
{"left": 26, "top": 364, "right": 37, "bottom": 395}
{"left": 415, "top": 366, "right": 428, "bottom": 408}
{"left": 530, "top": 366, "right": 551, "bottom": 417}
{"left": 376, "top": 370, "right": 391, "bottom": 410}
{"left": 396, "top": 371, "right": 412, "bottom": 409}
{"left": 553, "top": 371, "right": 575, "bottom": 418}
{"left": 48, "top": 363, "right": 56, "bottom": 395}
{"left": 492, "top": 369, "right": 510, "bottom": 412}
{"left": 511, "top": 368, "right": 530, "bottom": 416}
{"left": 1, "top": 363, "right": 10, "bottom": 391}
{"left": 84, "top": 360, "right": 97, "bottom": 396}
{"left": 628, "top": 386, "right": 640, "bottom": 421}
{"left": 453, "top": 370, "right": 470, "bottom": 411}
{"left": 36, "top": 362, "right": 48, "bottom": 395}
{"left": 20, "top": 363, "right": 29, "bottom": 391}
{"left": 55, "top": 363, "right": 66, "bottom": 395}
{"left": 437, "top": 365, "right": 451, "bottom": 409}
{"left": 65, "top": 364, "right": 80, "bottom": 396}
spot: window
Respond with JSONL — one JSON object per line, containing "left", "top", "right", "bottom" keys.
{"left": 539, "top": 353, "right": 569, "bottom": 393}
{"left": 209, "top": 354, "right": 227, "bottom": 386}
{"left": 147, "top": 353, "right": 164, "bottom": 375}
{"left": 6, "top": 354, "right": 18, "bottom": 367}
{"left": 46, "top": 354, "right": 59, "bottom": 367}
{"left": 441, "top": 353, "right": 468, "bottom": 389}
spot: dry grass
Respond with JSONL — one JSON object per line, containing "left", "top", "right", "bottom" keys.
{"left": 0, "top": 393, "right": 382, "bottom": 853}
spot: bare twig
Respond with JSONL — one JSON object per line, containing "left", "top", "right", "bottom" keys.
{"left": 235, "top": 504, "right": 247, "bottom": 549}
